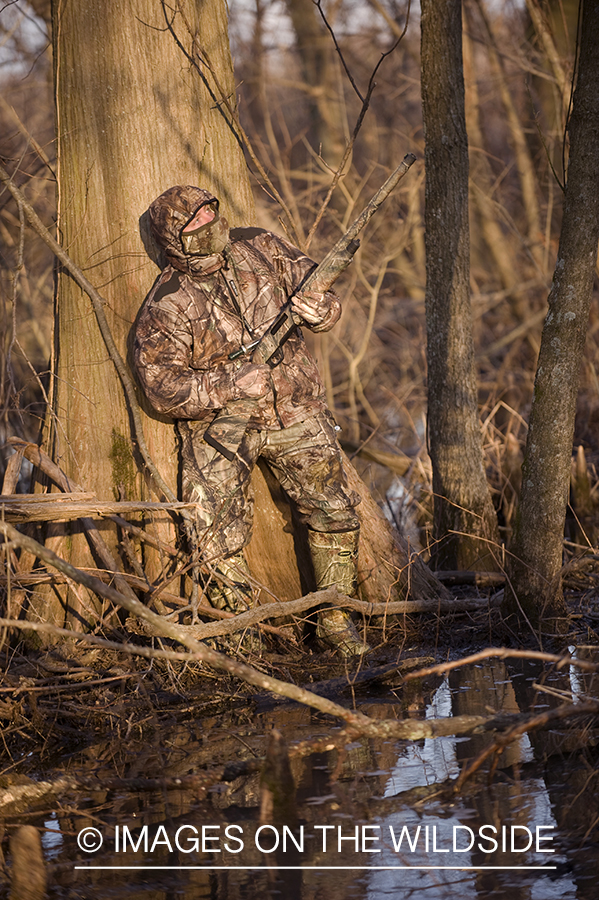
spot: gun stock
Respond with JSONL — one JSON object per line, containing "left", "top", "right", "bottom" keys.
{"left": 204, "top": 153, "right": 417, "bottom": 460}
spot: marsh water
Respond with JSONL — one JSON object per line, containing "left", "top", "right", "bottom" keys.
{"left": 4, "top": 650, "right": 599, "bottom": 900}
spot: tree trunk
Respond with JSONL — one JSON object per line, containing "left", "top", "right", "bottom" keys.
{"left": 32, "top": 0, "right": 257, "bottom": 628}
{"left": 284, "top": 0, "right": 347, "bottom": 166}
{"left": 25, "top": 0, "right": 447, "bottom": 632}
{"left": 420, "top": 0, "right": 499, "bottom": 571}
{"left": 505, "top": 0, "right": 599, "bottom": 628}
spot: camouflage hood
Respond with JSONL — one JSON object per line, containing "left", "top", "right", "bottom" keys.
{"left": 148, "top": 185, "right": 228, "bottom": 276}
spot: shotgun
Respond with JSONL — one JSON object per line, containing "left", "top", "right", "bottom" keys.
{"left": 204, "top": 152, "right": 416, "bottom": 460}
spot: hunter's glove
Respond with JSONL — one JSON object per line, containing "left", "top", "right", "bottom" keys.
{"left": 291, "top": 289, "right": 341, "bottom": 332}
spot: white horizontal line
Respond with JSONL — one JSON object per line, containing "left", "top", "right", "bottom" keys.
{"left": 74, "top": 865, "right": 557, "bottom": 871}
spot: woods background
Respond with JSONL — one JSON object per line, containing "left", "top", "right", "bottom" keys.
{"left": 1, "top": 0, "right": 598, "bottom": 632}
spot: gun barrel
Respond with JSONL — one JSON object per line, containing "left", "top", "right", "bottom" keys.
{"left": 205, "top": 152, "right": 417, "bottom": 458}
{"left": 303, "top": 152, "right": 417, "bottom": 294}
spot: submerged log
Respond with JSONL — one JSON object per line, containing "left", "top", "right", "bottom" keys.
{"left": 9, "top": 826, "right": 46, "bottom": 900}
{"left": 260, "top": 730, "right": 297, "bottom": 826}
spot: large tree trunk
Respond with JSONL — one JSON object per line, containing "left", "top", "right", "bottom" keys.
{"left": 29, "top": 0, "right": 257, "bottom": 628}
{"left": 505, "top": 0, "right": 599, "bottom": 628}
{"left": 25, "top": 0, "right": 447, "bottom": 631}
{"left": 420, "top": 0, "right": 499, "bottom": 572}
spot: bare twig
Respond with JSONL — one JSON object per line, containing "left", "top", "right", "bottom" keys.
{"left": 305, "top": 0, "right": 411, "bottom": 248}
{"left": 164, "top": 0, "right": 302, "bottom": 244}
{"left": 0, "top": 93, "right": 55, "bottom": 177}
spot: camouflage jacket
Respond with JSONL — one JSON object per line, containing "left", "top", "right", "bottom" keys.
{"left": 134, "top": 189, "right": 341, "bottom": 429}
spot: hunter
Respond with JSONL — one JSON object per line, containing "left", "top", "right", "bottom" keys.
{"left": 134, "top": 185, "right": 368, "bottom": 656}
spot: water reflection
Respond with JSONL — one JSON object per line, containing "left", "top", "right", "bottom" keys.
{"left": 384, "top": 680, "right": 460, "bottom": 794}
{"left": 370, "top": 671, "right": 577, "bottom": 900}
{"left": 4, "top": 654, "right": 598, "bottom": 899}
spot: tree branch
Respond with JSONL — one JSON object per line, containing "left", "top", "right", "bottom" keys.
{"left": 305, "top": 2, "right": 411, "bottom": 248}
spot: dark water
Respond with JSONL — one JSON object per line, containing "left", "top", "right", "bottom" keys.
{"left": 4, "top": 648, "right": 599, "bottom": 899}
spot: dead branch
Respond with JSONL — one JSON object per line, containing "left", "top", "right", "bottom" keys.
{"left": 0, "top": 772, "right": 216, "bottom": 816}
{"left": 453, "top": 698, "right": 599, "bottom": 793}
{"left": 0, "top": 93, "right": 55, "bottom": 177}
{"left": 4, "top": 697, "right": 595, "bottom": 817}
{"left": 0, "top": 559, "right": 493, "bottom": 635}
{"left": 7, "top": 437, "right": 183, "bottom": 559}
{"left": 400, "top": 646, "right": 599, "bottom": 683}
{"left": 127, "top": 586, "right": 498, "bottom": 641}
{"left": 1, "top": 610, "right": 594, "bottom": 770}
{"left": 254, "top": 656, "right": 436, "bottom": 706}
{"left": 0, "top": 570, "right": 497, "bottom": 637}
{"left": 0, "top": 496, "right": 196, "bottom": 523}
{"left": 0, "top": 522, "right": 376, "bottom": 731}
{"left": 1, "top": 437, "right": 174, "bottom": 617}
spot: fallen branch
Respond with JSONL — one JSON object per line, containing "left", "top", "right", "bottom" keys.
{"left": 253, "top": 657, "right": 436, "bottom": 708}
{"left": 399, "top": 646, "right": 599, "bottom": 682}
{"left": 0, "top": 496, "right": 197, "bottom": 523}
{"left": 2, "top": 439, "right": 156, "bottom": 615}
{"left": 127, "top": 587, "right": 498, "bottom": 642}
{"left": 0, "top": 522, "right": 375, "bottom": 731}
{"left": 453, "top": 698, "right": 599, "bottom": 792}
{"left": 5, "top": 698, "right": 595, "bottom": 816}
{"left": 3, "top": 691, "right": 595, "bottom": 818}
{"left": 7, "top": 438, "right": 183, "bottom": 560}
{"left": 0, "top": 562, "right": 498, "bottom": 639}
{"left": 0, "top": 492, "right": 95, "bottom": 502}
{"left": 0, "top": 772, "right": 216, "bottom": 815}
{"left": 1, "top": 610, "right": 594, "bottom": 771}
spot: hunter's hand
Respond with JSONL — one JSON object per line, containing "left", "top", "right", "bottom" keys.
{"left": 235, "top": 362, "right": 271, "bottom": 398}
{"left": 291, "top": 289, "right": 341, "bottom": 331}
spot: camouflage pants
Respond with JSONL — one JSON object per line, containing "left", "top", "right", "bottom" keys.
{"left": 178, "top": 412, "right": 361, "bottom": 561}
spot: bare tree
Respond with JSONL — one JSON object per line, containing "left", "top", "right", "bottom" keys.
{"left": 505, "top": 0, "right": 599, "bottom": 628}
{"left": 420, "top": 0, "right": 499, "bottom": 570}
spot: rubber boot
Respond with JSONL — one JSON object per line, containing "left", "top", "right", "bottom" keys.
{"left": 308, "top": 528, "right": 370, "bottom": 657}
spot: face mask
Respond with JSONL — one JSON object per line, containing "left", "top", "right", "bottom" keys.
{"left": 180, "top": 201, "right": 229, "bottom": 256}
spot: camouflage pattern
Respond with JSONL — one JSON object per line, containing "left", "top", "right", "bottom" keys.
{"left": 134, "top": 185, "right": 359, "bottom": 563}
{"left": 178, "top": 412, "right": 360, "bottom": 560}
{"left": 147, "top": 186, "right": 225, "bottom": 276}
{"left": 134, "top": 186, "right": 341, "bottom": 429}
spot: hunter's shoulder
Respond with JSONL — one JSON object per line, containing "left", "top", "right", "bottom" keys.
{"left": 146, "top": 268, "right": 184, "bottom": 304}
{"left": 229, "top": 226, "right": 270, "bottom": 245}
{"left": 135, "top": 268, "right": 201, "bottom": 336}
{"left": 231, "top": 227, "right": 307, "bottom": 263}
{"left": 143, "top": 266, "right": 199, "bottom": 310}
